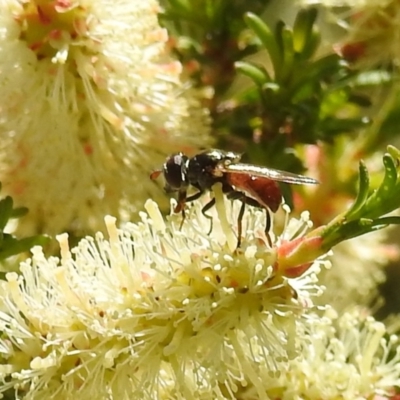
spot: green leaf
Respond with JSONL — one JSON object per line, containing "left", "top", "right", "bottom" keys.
{"left": 306, "top": 53, "right": 343, "bottom": 79}
{"left": 320, "top": 146, "right": 400, "bottom": 250}
{"left": 244, "top": 12, "right": 281, "bottom": 75}
{"left": 360, "top": 153, "right": 398, "bottom": 219}
{"left": 235, "top": 61, "right": 271, "bottom": 86}
{"left": 375, "top": 153, "right": 397, "bottom": 191}
{"left": 11, "top": 206, "right": 29, "bottom": 219}
{"left": 0, "top": 234, "right": 50, "bottom": 261}
{"left": 293, "top": 7, "right": 318, "bottom": 55}
{"left": 208, "top": 0, "right": 230, "bottom": 25}
{"left": 387, "top": 144, "right": 400, "bottom": 160}
{"left": 299, "top": 26, "right": 320, "bottom": 60}
{"left": 279, "top": 27, "right": 295, "bottom": 82}
{"left": 0, "top": 196, "right": 13, "bottom": 231}
{"left": 347, "top": 93, "right": 372, "bottom": 107}
{"left": 345, "top": 161, "right": 370, "bottom": 219}
{"left": 166, "top": 0, "right": 190, "bottom": 12}
{"left": 323, "top": 217, "right": 400, "bottom": 249}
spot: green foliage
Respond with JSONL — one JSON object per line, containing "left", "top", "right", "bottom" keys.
{"left": 234, "top": 9, "right": 369, "bottom": 153}
{"left": 0, "top": 183, "right": 49, "bottom": 261}
{"left": 160, "top": 0, "right": 268, "bottom": 94}
{"left": 321, "top": 145, "right": 400, "bottom": 249}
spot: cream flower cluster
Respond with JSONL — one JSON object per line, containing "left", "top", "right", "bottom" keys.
{"left": 0, "top": 196, "right": 322, "bottom": 399}
{"left": 0, "top": 0, "right": 210, "bottom": 235}
{"left": 316, "top": 230, "right": 391, "bottom": 311}
{"left": 299, "top": 0, "right": 400, "bottom": 67}
{"left": 0, "top": 196, "right": 399, "bottom": 399}
{"left": 249, "top": 308, "right": 400, "bottom": 400}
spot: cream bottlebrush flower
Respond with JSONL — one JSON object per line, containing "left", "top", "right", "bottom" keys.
{"left": 316, "top": 230, "right": 397, "bottom": 311}
{"left": 0, "top": 194, "right": 327, "bottom": 399}
{"left": 0, "top": 0, "right": 210, "bottom": 236}
{"left": 299, "top": 0, "right": 400, "bottom": 67}
{"left": 239, "top": 308, "right": 400, "bottom": 399}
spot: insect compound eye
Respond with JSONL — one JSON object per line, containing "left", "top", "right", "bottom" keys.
{"left": 163, "top": 153, "right": 189, "bottom": 191}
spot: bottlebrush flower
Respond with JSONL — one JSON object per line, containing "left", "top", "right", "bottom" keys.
{"left": 0, "top": 0, "right": 210, "bottom": 236}
{"left": 241, "top": 308, "right": 400, "bottom": 399}
{"left": 300, "top": 0, "right": 400, "bottom": 67}
{"left": 316, "top": 230, "right": 398, "bottom": 311}
{"left": 0, "top": 195, "right": 328, "bottom": 399}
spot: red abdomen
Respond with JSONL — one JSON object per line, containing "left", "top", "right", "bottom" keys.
{"left": 227, "top": 173, "right": 282, "bottom": 213}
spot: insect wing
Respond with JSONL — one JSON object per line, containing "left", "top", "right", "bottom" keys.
{"left": 226, "top": 172, "right": 282, "bottom": 213}
{"left": 221, "top": 163, "right": 318, "bottom": 185}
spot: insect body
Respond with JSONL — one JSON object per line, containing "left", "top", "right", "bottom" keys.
{"left": 150, "top": 149, "right": 318, "bottom": 247}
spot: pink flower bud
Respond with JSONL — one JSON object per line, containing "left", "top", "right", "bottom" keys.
{"left": 275, "top": 233, "right": 325, "bottom": 278}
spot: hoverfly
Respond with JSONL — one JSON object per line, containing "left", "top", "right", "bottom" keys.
{"left": 150, "top": 149, "right": 318, "bottom": 247}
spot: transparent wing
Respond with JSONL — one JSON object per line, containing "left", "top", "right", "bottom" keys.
{"left": 221, "top": 163, "right": 319, "bottom": 185}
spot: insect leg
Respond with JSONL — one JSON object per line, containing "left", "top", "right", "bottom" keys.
{"left": 201, "top": 198, "right": 216, "bottom": 234}
{"left": 173, "top": 190, "right": 187, "bottom": 230}
{"left": 226, "top": 190, "right": 246, "bottom": 248}
{"left": 241, "top": 197, "right": 273, "bottom": 247}
{"left": 175, "top": 190, "right": 204, "bottom": 230}
{"left": 264, "top": 210, "right": 272, "bottom": 247}
{"left": 236, "top": 199, "right": 246, "bottom": 248}
{"left": 227, "top": 192, "right": 273, "bottom": 247}
{"left": 174, "top": 190, "right": 187, "bottom": 213}
{"left": 186, "top": 190, "right": 204, "bottom": 203}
